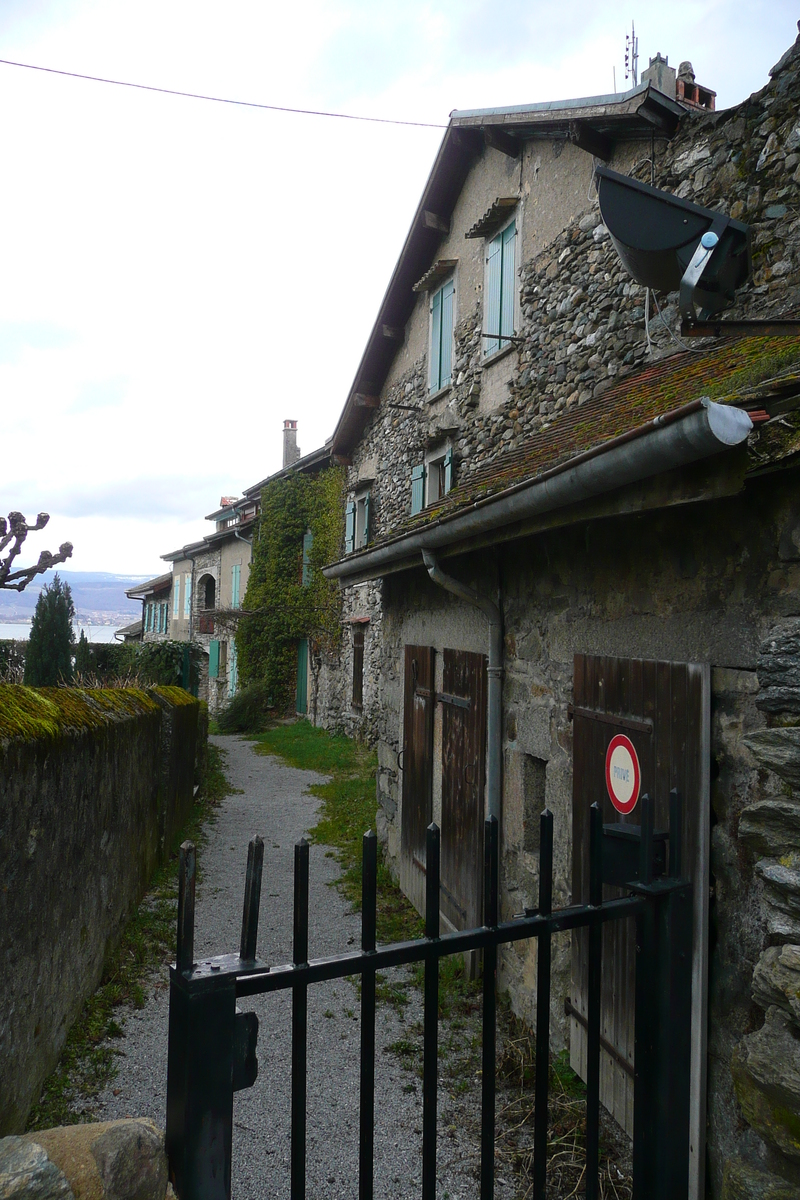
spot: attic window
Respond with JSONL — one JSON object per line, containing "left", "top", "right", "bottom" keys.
{"left": 413, "top": 258, "right": 459, "bottom": 293}
{"left": 465, "top": 197, "right": 518, "bottom": 240}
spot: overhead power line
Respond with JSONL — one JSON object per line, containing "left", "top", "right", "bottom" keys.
{"left": 0, "top": 57, "right": 448, "bottom": 130}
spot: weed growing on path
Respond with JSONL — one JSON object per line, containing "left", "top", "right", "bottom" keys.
{"left": 26, "top": 743, "right": 235, "bottom": 1131}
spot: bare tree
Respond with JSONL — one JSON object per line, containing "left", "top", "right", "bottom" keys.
{"left": 0, "top": 512, "right": 73, "bottom": 591}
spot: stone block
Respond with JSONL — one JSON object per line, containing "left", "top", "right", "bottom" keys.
{"left": 744, "top": 729, "right": 800, "bottom": 789}
{"left": 756, "top": 624, "right": 800, "bottom": 713}
{"left": 1, "top": 1120, "right": 167, "bottom": 1200}
{"left": 752, "top": 945, "right": 800, "bottom": 1024}
{"left": 731, "top": 1006, "right": 800, "bottom": 1162}
{"left": 739, "top": 798, "right": 800, "bottom": 857}
{"left": 722, "top": 1155, "right": 800, "bottom": 1199}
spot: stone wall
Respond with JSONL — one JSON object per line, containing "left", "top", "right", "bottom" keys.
{"left": 0, "top": 685, "right": 203, "bottom": 1136}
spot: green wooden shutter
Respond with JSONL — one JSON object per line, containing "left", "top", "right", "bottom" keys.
{"left": 184, "top": 575, "right": 191, "bottom": 618}
{"left": 302, "top": 530, "right": 313, "bottom": 586}
{"left": 209, "top": 640, "right": 220, "bottom": 678}
{"left": 345, "top": 501, "right": 356, "bottom": 553}
{"left": 231, "top": 564, "right": 240, "bottom": 609}
{"left": 500, "top": 222, "right": 516, "bottom": 343}
{"left": 362, "top": 493, "right": 370, "bottom": 547}
{"left": 440, "top": 279, "right": 454, "bottom": 387}
{"left": 444, "top": 447, "right": 454, "bottom": 495}
{"left": 173, "top": 578, "right": 180, "bottom": 617}
{"left": 228, "top": 642, "right": 238, "bottom": 697}
{"left": 484, "top": 232, "right": 503, "bottom": 355}
{"left": 430, "top": 286, "right": 442, "bottom": 391}
{"left": 411, "top": 464, "right": 425, "bottom": 515}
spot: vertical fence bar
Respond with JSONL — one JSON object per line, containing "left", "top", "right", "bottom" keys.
{"left": 585, "top": 803, "right": 603, "bottom": 1200}
{"left": 177, "top": 841, "right": 196, "bottom": 973}
{"left": 359, "top": 831, "right": 378, "bottom": 1200}
{"left": 639, "top": 793, "right": 654, "bottom": 887}
{"left": 669, "top": 788, "right": 683, "bottom": 879}
{"left": 480, "top": 815, "right": 499, "bottom": 1200}
{"left": 292, "top": 838, "right": 310, "bottom": 1200}
{"left": 533, "top": 809, "right": 554, "bottom": 1200}
{"left": 240, "top": 835, "right": 264, "bottom": 961}
{"left": 422, "top": 823, "right": 440, "bottom": 1200}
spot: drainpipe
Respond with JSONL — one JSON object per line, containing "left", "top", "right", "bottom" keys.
{"left": 422, "top": 550, "right": 503, "bottom": 824}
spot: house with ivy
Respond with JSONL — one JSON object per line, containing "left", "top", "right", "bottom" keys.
{"left": 317, "top": 34, "right": 800, "bottom": 1200}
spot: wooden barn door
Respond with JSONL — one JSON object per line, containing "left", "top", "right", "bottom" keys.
{"left": 440, "top": 648, "right": 487, "bottom": 931}
{"left": 570, "top": 654, "right": 709, "bottom": 1194}
{"left": 401, "top": 646, "right": 435, "bottom": 897}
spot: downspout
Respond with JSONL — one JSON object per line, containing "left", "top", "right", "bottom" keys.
{"left": 422, "top": 550, "right": 503, "bottom": 824}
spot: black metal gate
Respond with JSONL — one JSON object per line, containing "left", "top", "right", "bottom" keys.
{"left": 166, "top": 797, "right": 692, "bottom": 1200}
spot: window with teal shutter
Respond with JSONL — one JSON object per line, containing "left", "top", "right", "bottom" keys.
{"left": 228, "top": 642, "right": 238, "bottom": 698}
{"left": 184, "top": 574, "right": 192, "bottom": 618}
{"left": 173, "top": 577, "right": 180, "bottom": 617}
{"left": 411, "top": 464, "right": 425, "bottom": 515}
{"left": 209, "top": 640, "right": 220, "bottom": 678}
{"left": 302, "top": 530, "right": 313, "bottom": 586}
{"left": 444, "top": 447, "right": 453, "bottom": 496}
{"left": 345, "top": 501, "right": 356, "bottom": 553}
{"left": 361, "top": 493, "right": 370, "bottom": 547}
{"left": 231, "top": 564, "right": 241, "bottom": 609}
{"left": 484, "top": 221, "right": 516, "bottom": 356}
{"left": 429, "top": 278, "right": 455, "bottom": 393}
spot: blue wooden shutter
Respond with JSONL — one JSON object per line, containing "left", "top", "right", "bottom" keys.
{"left": 302, "top": 531, "right": 313, "bottom": 586}
{"left": 173, "top": 578, "right": 180, "bottom": 617}
{"left": 362, "top": 493, "right": 370, "bottom": 547}
{"left": 440, "top": 279, "right": 454, "bottom": 387}
{"left": 500, "top": 222, "right": 517, "bottom": 343}
{"left": 345, "top": 501, "right": 356, "bottom": 553}
{"left": 208, "top": 640, "right": 220, "bottom": 678}
{"left": 443, "top": 447, "right": 453, "bottom": 495}
{"left": 430, "top": 287, "right": 442, "bottom": 391}
{"left": 184, "top": 574, "right": 191, "bottom": 618}
{"left": 411, "top": 463, "right": 425, "bottom": 515}
{"left": 484, "top": 232, "right": 502, "bottom": 355}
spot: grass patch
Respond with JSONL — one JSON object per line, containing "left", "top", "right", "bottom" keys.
{"left": 252, "top": 720, "right": 423, "bottom": 946}
{"left": 25, "top": 742, "right": 235, "bottom": 1131}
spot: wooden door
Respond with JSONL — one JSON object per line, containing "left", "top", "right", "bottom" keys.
{"left": 440, "top": 648, "right": 488, "bottom": 931}
{"left": 570, "top": 653, "right": 709, "bottom": 1191}
{"left": 401, "top": 646, "right": 435, "bottom": 878}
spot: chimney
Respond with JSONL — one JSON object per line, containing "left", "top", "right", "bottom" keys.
{"left": 641, "top": 52, "right": 676, "bottom": 99}
{"left": 675, "top": 60, "right": 716, "bottom": 112}
{"left": 283, "top": 419, "right": 300, "bottom": 468}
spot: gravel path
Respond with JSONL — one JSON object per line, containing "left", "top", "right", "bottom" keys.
{"left": 94, "top": 735, "right": 513, "bottom": 1199}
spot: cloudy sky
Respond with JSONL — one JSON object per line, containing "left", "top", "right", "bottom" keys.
{"left": 1, "top": 1, "right": 796, "bottom": 575}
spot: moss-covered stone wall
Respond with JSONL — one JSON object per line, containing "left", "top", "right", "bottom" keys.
{"left": 0, "top": 685, "right": 203, "bottom": 1135}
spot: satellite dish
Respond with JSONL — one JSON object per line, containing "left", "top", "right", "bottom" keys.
{"left": 594, "top": 164, "right": 751, "bottom": 322}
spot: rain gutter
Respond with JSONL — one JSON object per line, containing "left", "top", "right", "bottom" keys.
{"left": 323, "top": 398, "right": 754, "bottom": 582}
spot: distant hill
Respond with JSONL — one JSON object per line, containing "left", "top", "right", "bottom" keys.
{"left": 0, "top": 571, "right": 149, "bottom": 626}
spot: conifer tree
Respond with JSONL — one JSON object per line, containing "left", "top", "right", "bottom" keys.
{"left": 24, "top": 574, "right": 76, "bottom": 686}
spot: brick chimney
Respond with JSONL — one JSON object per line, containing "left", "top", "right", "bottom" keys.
{"left": 675, "top": 60, "right": 716, "bottom": 111}
{"left": 283, "top": 420, "right": 300, "bottom": 468}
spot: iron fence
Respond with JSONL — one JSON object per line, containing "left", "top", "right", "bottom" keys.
{"left": 166, "top": 794, "right": 692, "bottom": 1200}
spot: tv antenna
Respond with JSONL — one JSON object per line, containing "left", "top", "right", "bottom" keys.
{"left": 624, "top": 20, "right": 639, "bottom": 86}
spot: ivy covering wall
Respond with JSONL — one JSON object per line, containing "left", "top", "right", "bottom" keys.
{"left": 236, "top": 466, "right": 344, "bottom": 712}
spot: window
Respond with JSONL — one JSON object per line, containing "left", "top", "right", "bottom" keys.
{"left": 429, "top": 277, "right": 454, "bottom": 393}
{"left": 231, "top": 564, "right": 241, "bottom": 609}
{"left": 346, "top": 493, "right": 370, "bottom": 553}
{"left": 183, "top": 574, "right": 192, "bottom": 619}
{"left": 145, "top": 602, "right": 152, "bottom": 632}
{"left": 411, "top": 447, "right": 453, "bottom": 515}
{"left": 484, "top": 220, "right": 516, "bottom": 356}
{"left": 173, "top": 577, "right": 181, "bottom": 618}
{"left": 302, "top": 530, "right": 313, "bottom": 586}
{"left": 352, "top": 627, "right": 364, "bottom": 710}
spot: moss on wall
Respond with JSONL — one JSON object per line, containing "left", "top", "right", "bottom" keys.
{"left": 0, "top": 684, "right": 160, "bottom": 745}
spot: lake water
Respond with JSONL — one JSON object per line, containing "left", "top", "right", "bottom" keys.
{"left": 0, "top": 623, "right": 122, "bottom": 643}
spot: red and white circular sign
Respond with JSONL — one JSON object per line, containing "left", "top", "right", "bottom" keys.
{"left": 605, "top": 734, "right": 641, "bottom": 815}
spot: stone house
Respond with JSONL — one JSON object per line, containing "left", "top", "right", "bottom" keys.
{"left": 163, "top": 421, "right": 333, "bottom": 712}
{"left": 320, "top": 32, "right": 800, "bottom": 1200}
{"left": 125, "top": 572, "right": 172, "bottom": 642}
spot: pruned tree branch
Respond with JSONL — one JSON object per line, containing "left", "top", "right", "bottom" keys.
{"left": 0, "top": 511, "right": 73, "bottom": 591}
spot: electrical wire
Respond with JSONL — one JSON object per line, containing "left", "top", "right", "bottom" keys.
{"left": 651, "top": 289, "right": 706, "bottom": 353}
{"left": 0, "top": 57, "right": 447, "bottom": 129}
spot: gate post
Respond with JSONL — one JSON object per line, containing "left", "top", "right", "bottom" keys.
{"left": 632, "top": 879, "right": 693, "bottom": 1200}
